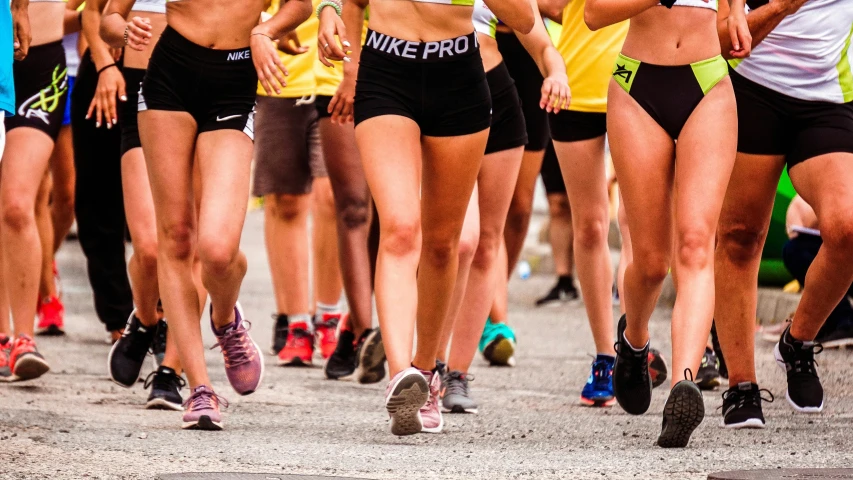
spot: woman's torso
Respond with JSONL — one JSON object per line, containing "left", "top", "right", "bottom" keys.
{"left": 30, "top": 1, "right": 66, "bottom": 47}
{"left": 621, "top": 4, "right": 720, "bottom": 65}
{"left": 166, "top": 0, "right": 265, "bottom": 49}
{"left": 366, "top": 0, "right": 475, "bottom": 42}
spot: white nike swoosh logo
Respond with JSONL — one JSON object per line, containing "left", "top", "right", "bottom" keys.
{"left": 216, "top": 114, "right": 242, "bottom": 122}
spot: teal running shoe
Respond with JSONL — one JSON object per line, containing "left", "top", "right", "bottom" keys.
{"left": 479, "top": 318, "right": 517, "bottom": 367}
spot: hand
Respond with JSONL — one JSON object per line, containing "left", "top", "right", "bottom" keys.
{"left": 251, "top": 27, "right": 289, "bottom": 95}
{"left": 329, "top": 75, "right": 355, "bottom": 124}
{"left": 317, "top": 7, "right": 350, "bottom": 67}
{"left": 125, "top": 16, "right": 153, "bottom": 51}
{"left": 278, "top": 31, "right": 309, "bottom": 55}
{"left": 727, "top": 8, "right": 752, "bottom": 58}
{"left": 539, "top": 75, "right": 571, "bottom": 114}
{"left": 11, "top": 5, "right": 30, "bottom": 61}
{"left": 86, "top": 66, "right": 126, "bottom": 128}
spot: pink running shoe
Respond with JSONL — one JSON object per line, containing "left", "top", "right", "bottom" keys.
{"left": 384, "top": 367, "right": 429, "bottom": 436}
{"left": 420, "top": 368, "right": 444, "bottom": 433}
{"left": 182, "top": 385, "right": 228, "bottom": 430}
{"left": 36, "top": 295, "right": 65, "bottom": 336}
{"left": 211, "top": 302, "right": 264, "bottom": 396}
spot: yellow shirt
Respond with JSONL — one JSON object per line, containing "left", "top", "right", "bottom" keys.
{"left": 556, "top": 0, "right": 628, "bottom": 112}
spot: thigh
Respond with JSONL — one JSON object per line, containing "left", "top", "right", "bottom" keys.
{"left": 606, "top": 82, "right": 675, "bottom": 253}
{"left": 553, "top": 134, "right": 609, "bottom": 220}
{"left": 479, "top": 146, "right": 525, "bottom": 235}
{"left": 318, "top": 118, "right": 369, "bottom": 206}
{"left": 717, "top": 152, "right": 785, "bottom": 244}
{"left": 789, "top": 152, "right": 853, "bottom": 229}
{"left": 0, "top": 129, "right": 54, "bottom": 207}
{"left": 121, "top": 148, "right": 157, "bottom": 246}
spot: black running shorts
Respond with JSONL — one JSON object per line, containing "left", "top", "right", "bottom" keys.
{"left": 496, "top": 31, "right": 550, "bottom": 151}
{"left": 540, "top": 142, "right": 565, "bottom": 195}
{"left": 7, "top": 41, "right": 68, "bottom": 140}
{"left": 485, "top": 61, "right": 527, "bottom": 154}
{"left": 354, "top": 30, "right": 491, "bottom": 137}
{"left": 139, "top": 26, "right": 257, "bottom": 140}
{"left": 119, "top": 66, "right": 146, "bottom": 156}
{"left": 731, "top": 69, "right": 853, "bottom": 169}
{"left": 549, "top": 109, "right": 607, "bottom": 143}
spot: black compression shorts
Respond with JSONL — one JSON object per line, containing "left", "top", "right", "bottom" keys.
{"left": 7, "top": 41, "right": 68, "bottom": 140}
{"left": 496, "top": 31, "right": 549, "bottom": 151}
{"left": 120, "top": 66, "right": 145, "bottom": 156}
{"left": 485, "top": 61, "right": 527, "bottom": 154}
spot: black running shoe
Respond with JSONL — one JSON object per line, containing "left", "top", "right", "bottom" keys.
{"left": 270, "top": 314, "right": 289, "bottom": 355}
{"left": 535, "top": 277, "right": 579, "bottom": 307}
{"left": 657, "top": 374, "right": 704, "bottom": 448}
{"left": 152, "top": 319, "right": 168, "bottom": 369}
{"left": 695, "top": 347, "right": 721, "bottom": 391}
{"left": 721, "top": 381, "right": 773, "bottom": 429}
{"left": 710, "top": 321, "right": 728, "bottom": 379}
{"left": 324, "top": 328, "right": 357, "bottom": 380}
{"left": 108, "top": 311, "right": 156, "bottom": 388}
{"left": 774, "top": 324, "right": 824, "bottom": 413}
{"left": 613, "top": 314, "right": 652, "bottom": 415}
{"left": 356, "top": 328, "right": 386, "bottom": 384}
{"left": 144, "top": 366, "right": 186, "bottom": 411}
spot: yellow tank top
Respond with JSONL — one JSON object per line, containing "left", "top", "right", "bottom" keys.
{"left": 556, "top": 0, "right": 628, "bottom": 113}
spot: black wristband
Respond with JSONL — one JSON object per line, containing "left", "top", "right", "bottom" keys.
{"left": 660, "top": 0, "right": 676, "bottom": 8}
{"left": 97, "top": 63, "right": 117, "bottom": 75}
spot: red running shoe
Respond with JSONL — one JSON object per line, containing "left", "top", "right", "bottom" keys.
{"left": 315, "top": 312, "right": 343, "bottom": 359}
{"left": 37, "top": 295, "right": 65, "bottom": 336}
{"left": 9, "top": 334, "right": 50, "bottom": 381}
{"left": 0, "top": 334, "right": 12, "bottom": 381}
{"left": 278, "top": 321, "right": 314, "bottom": 366}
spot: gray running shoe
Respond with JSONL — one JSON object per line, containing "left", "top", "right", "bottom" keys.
{"left": 441, "top": 370, "right": 478, "bottom": 414}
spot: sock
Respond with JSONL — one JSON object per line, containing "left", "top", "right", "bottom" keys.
{"left": 316, "top": 301, "right": 342, "bottom": 316}
{"left": 622, "top": 331, "right": 648, "bottom": 352}
{"left": 290, "top": 313, "right": 313, "bottom": 333}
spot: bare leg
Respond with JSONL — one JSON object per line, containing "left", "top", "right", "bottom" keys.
{"left": 312, "top": 177, "right": 343, "bottom": 307}
{"left": 547, "top": 193, "right": 574, "bottom": 277}
{"left": 36, "top": 171, "right": 57, "bottom": 301}
{"left": 264, "top": 193, "right": 312, "bottom": 316}
{"left": 616, "top": 195, "right": 631, "bottom": 314}
{"left": 49, "top": 125, "right": 76, "bottom": 251}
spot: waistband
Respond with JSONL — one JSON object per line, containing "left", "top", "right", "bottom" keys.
{"left": 15, "top": 40, "right": 65, "bottom": 67}
{"left": 363, "top": 29, "right": 479, "bottom": 63}
{"left": 615, "top": 53, "right": 727, "bottom": 93}
{"left": 160, "top": 26, "right": 251, "bottom": 64}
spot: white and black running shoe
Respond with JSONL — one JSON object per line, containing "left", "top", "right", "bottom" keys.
{"left": 108, "top": 311, "right": 156, "bottom": 388}
{"left": 721, "top": 381, "right": 773, "bottom": 429}
{"left": 144, "top": 366, "right": 186, "bottom": 411}
{"left": 774, "top": 324, "right": 824, "bottom": 413}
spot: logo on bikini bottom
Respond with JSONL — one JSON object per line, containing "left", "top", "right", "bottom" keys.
{"left": 18, "top": 65, "right": 68, "bottom": 125}
{"left": 613, "top": 64, "right": 632, "bottom": 83}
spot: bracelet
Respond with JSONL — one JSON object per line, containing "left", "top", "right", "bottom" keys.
{"left": 97, "top": 63, "right": 117, "bottom": 75}
{"left": 316, "top": 0, "right": 342, "bottom": 19}
{"left": 252, "top": 32, "right": 274, "bottom": 41}
{"left": 123, "top": 25, "right": 129, "bottom": 45}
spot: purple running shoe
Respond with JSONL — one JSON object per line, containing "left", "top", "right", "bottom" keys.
{"left": 211, "top": 302, "right": 264, "bottom": 395}
{"left": 182, "top": 385, "right": 228, "bottom": 430}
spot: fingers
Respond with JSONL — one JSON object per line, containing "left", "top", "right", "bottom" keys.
{"left": 271, "top": 56, "right": 289, "bottom": 91}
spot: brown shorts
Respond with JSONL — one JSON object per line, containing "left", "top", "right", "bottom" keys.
{"left": 252, "top": 96, "right": 326, "bottom": 197}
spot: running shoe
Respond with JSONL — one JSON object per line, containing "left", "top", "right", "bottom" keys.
{"left": 36, "top": 295, "right": 65, "bottom": 336}
{"left": 479, "top": 318, "right": 516, "bottom": 367}
{"left": 356, "top": 328, "right": 386, "bottom": 384}
{"left": 657, "top": 373, "right": 704, "bottom": 448}
{"left": 144, "top": 366, "right": 186, "bottom": 411}
{"left": 9, "top": 334, "right": 50, "bottom": 381}
{"left": 441, "top": 370, "right": 478, "bottom": 414}
{"left": 182, "top": 385, "right": 228, "bottom": 431}
{"left": 108, "top": 311, "right": 155, "bottom": 387}
{"left": 535, "top": 277, "right": 579, "bottom": 307}
{"left": 420, "top": 367, "right": 443, "bottom": 433}
{"left": 774, "top": 324, "right": 824, "bottom": 413}
{"left": 270, "top": 313, "right": 289, "bottom": 355}
{"left": 695, "top": 347, "right": 722, "bottom": 391}
{"left": 721, "top": 381, "right": 773, "bottom": 429}
{"left": 277, "top": 321, "right": 314, "bottom": 366}
{"left": 613, "top": 314, "right": 652, "bottom": 415}
{"left": 0, "top": 334, "right": 13, "bottom": 381}
{"left": 324, "top": 328, "right": 357, "bottom": 380}
{"left": 710, "top": 321, "right": 728, "bottom": 379}
{"left": 151, "top": 319, "right": 168, "bottom": 369}
{"left": 384, "top": 367, "right": 429, "bottom": 436}
{"left": 816, "top": 324, "right": 853, "bottom": 349}
{"left": 580, "top": 355, "right": 615, "bottom": 407}
{"left": 649, "top": 347, "right": 669, "bottom": 388}
{"left": 211, "top": 303, "right": 264, "bottom": 396}
{"left": 315, "top": 312, "right": 342, "bottom": 359}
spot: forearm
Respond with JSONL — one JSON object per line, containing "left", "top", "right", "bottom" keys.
{"left": 584, "top": 0, "right": 656, "bottom": 30}
{"left": 718, "top": 1, "right": 788, "bottom": 58}
{"left": 100, "top": 13, "right": 128, "bottom": 48}
{"left": 341, "top": 0, "right": 365, "bottom": 77}
{"left": 64, "top": 8, "right": 83, "bottom": 34}
{"left": 517, "top": 8, "right": 565, "bottom": 80}
{"left": 83, "top": 0, "right": 114, "bottom": 69}
{"left": 255, "top": 0, "right": 313, "bottom": 39}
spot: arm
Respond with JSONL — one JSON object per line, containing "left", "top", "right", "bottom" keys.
{"left": 717, "top": 0, "right": 802, "bottom": 59}
{"left": 83, "top": 0, "right": 126, "bottom": 128}
{"left": 484, "top": 0, "right": 535, "bottom": 34}
{"left": 10, "top": 0, "right": 30, "bottom": 60}
{"left": 253, "top": 0, "right": 313, "bottom": 40}
{"left": 538, "top": 0, "right": 568, "bottom": 24}
{"left": 83, "top": 0, "right": 119, "bottom": 70}
{"left": 325, "top": 0, "right": 366, "bottom": 124}
{"left": 251, "top": 0, "right": 313, "bottom": 95}
{"left": 584, "top": 0, "right": 657, "bottom": 31}
{"left": 64, "top": 8, "right": 83, "bottom": 34}
{"left": 515, "top": 0, "right": 571, "bottom": 112}
{"left": 101, "top": 0, "right": 152, "bottom": 50}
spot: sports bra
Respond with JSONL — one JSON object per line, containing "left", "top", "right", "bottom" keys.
{"left": 133, "top": 0, "right": 167, "bottom": 13}
{"left": 472, "top": 0, "right": 497, "bottom": 38}
{"left": 657, "top": 0, "right": 717, "bottom": 10}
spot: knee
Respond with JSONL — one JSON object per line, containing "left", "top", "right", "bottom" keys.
{"left": 134, "top": 240, "right": 159, "bottom": 272}
{"left": 676, "top": 228, "right": 714, "bottom": 271}
{"left": 268, "top": 195, "right": 306, "bottom": 222}
{"left": 160, "top": 222, "right": 194, "bottom": 261}
{"left": 1, "top": 199, "right": 34, "bottom": 232}
{"left": 197, "top": 236, "right": 239, "bottom": 275}
{"left": 457, "top": 229, "right": 480, "bottom": 266}
{"left": 472, "top": 229, "right": 501, "bottom": 270}
{"left": 718, "top": 221, "right": 767, "bottom": 267}
{"left": 381, "top": 218, "right": 421, "bottom": 258}
{"left": 819, "top": 219, "right": 853, "bottom": 253}
{"left": 421, "top": 235, "right": 456, "bottom": 269}
{"left": 633, "top": 251, "right": 671, "bottom": 286}
{"left": 338, "top": 199, "right": 370, "bottom": 230}
{"left": 549, "top": 195, "right": 571, "bottom": 219}
{"left": 506, "top": 200, "right": 532, "bottom": 233}
{"left": 574, "top": 215, "right": 608, "bottom": 250}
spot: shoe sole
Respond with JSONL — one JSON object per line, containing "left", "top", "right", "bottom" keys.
{"left": 36, "top": 325, "right": 65, "bottom": 336}
{"left": 356, "top": 329, "right": 386, "bottom": 384}
{"left": 182, "top": 415, "right": 223, "bottom": 431}
{"left": 657, "top": 381, "right": 704, "bottom": 448}
{"left": 773, "top": 343, "right": 824, "bottom": 413}
{"left": 721, "top": 418, "right": 765, "bottom": 429}
{"left": 146, "top": 397, "right": 184, "bottom": 411}
{"left": 385, "top": 372, "right": 428, "bottom": 436}
{"left": 277, "top": 356, "right": 312, "bottom": 367}
{"left": 579, "top": 396, "right": 616, "bottom": 407}
{"left": 442, "top": 404, "right": 478, "bottom": 414}
{"left": 484, "top": 337, "right": 515, "bottom": 367}
{"left": 12, "top": 354, "right": 50, "bottom": 381}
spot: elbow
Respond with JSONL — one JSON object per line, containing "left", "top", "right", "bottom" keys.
{"left": 541, "top": 6, "right": 563, "bottom": 22}
{"left": 584, "top": 9, "right": 605, "bottom": 31}
{"left": 520, "top": 16, "right": 535, "bottom": 35}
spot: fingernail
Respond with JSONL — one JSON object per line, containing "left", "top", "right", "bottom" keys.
{"left": 343, "top": 41, "right": 351, "bottom": 47}
{"left": 343, "top": 57, "right": 351, "bottom": 62}
{"left": 120, "top": 96, "right": 127, "bottom": 101}
{"left": 113, "top": 118, "right": 118, "bottom": 124}
{"left": 95, "top": 122, "right": 100, "bottom": 127}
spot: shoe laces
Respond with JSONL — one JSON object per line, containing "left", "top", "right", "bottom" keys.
{"left": 444, "top": 371, "right": 473, "bottom": 398}
{"left": 424, "top": 372, "right": 441, "bottom": 409}
{"left": 183, "top": 387, "right": 229, "bottom": 411}
{"left": 613, "top": 339, "right": 649, "bottom": 385}
{"left": 211, "top": 320, "right": 255, "bottom": 368}
{"left": 721, "top": 386, "right": 774, "bottom": 413}
{"left": 286, "top": 325, "right": 313, "bottom": 347}
{"left": 590, "top": 358, "right": 612, "bottom": 389}
{"left": 786, "top": 337, "right": 823, "bottom": 377}
{"left": 143, "top": 369, "right": 187, "bottom": 390}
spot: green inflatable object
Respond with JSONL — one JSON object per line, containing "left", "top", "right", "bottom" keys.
{"left": 758, "top": 171, "right": 796, "bottom": 286}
